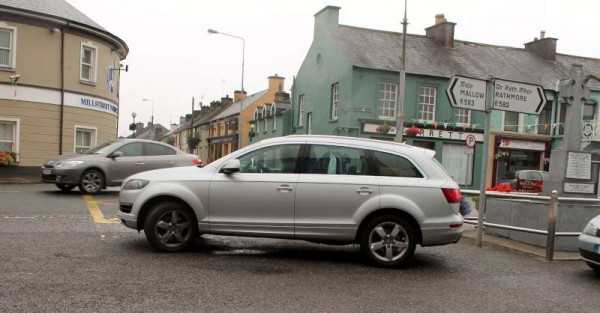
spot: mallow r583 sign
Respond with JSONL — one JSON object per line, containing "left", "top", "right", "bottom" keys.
{"left": 446, "top": 76, "right": 487, "bottom": 112}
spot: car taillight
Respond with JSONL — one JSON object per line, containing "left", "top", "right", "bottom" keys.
{"left": 193, "top": 159, "right": 202, "bottom": 165}
{"left": 442, "top": 188, "right": 461, "bottom": 204}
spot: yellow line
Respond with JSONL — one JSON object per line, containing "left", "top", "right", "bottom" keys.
{"left": 83, "top": 195, "right": 119, "bottom": 224}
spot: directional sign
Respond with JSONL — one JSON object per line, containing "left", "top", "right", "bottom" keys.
{"left": 446, "top": 76, "right": 487, "bottom": 112}
{"left": 492, "top": 79, "right": 547, "bottom": 115}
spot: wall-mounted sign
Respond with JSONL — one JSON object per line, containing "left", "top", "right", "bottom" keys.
{"left": 64, "top": 93, "right": 118, "bottom": 116}
{"left": 107, "top": 66, "right": 115, "bottom": 93}
{"left": 498, "top": 138, "right": 546, "bottom": 151}
{"left": 566, "top": 152, "right": 591, "bottom": 179}
{"left": 564, "top": 183, "right": 595, "bottom": 194}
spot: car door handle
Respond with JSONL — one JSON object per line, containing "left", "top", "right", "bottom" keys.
{"left": 164, "top": 161, "right": 175, "bottom": 164}
{"left": 356, "top": 187, "right": 373, "bottom": 195}
{"left": 276, "top": 185, "right": 294, "bottom": 192}
{"left": 134, "top": 162, "right": 144, "bottom": 165}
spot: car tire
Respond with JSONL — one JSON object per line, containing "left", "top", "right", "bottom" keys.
{"left": 360, "top": 215, "right": 417, "bottom": 268}
{"left": 79, "top": 170, "right": 104, "bottom": 195}
{"left": 144, "top": 201, "right": 198, "bottom": 252}
{"left": 55, "top": 183, "right": 75, "bottom": 192}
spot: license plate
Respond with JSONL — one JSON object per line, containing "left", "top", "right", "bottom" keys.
{"left": 43, "top": 169, "right": 51, "bottom": 175}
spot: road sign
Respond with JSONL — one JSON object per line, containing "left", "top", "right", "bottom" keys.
{"left": 465, "top": 134, "right": 476, "bottom": 148}
{"left": 492, "top": 79, "right": 547, "bottom": 114}
{"left": 446, "top": 76, "right": 487, "bottom": 112}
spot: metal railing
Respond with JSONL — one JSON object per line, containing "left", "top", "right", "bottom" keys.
{"left": 460, "top": 189, "right": 597, "bottom": 261}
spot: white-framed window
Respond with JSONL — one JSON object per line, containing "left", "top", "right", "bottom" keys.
{"left": 74, "top": 125, "right": 97, "bottom": 154}
{"left": 0, "top": 118, "right": 19, "bottom": 160}
{"left": 298, "top": 95, "right": 305, "bottom": 127}
{"left": 331, "top": 83, "right": 339, "bottom": 120}
{"left": 0, "top": 23, "right": 17, "bottom": 69}
{"left": 80, "top": 42, "right": 98, "bottom": 83}
{"left": 418, "top": 86, "right": 436, "bottom": 122}
{"left": 379, "top": 82, "right": 398, "bottom": 120}
{"left": 442, "top": 143, "right": 473, "bottom": 185}
{"left": 455, "top": 108, "right": 471, "bottom": 125}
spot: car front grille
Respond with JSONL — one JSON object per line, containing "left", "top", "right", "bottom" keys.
{"left": 119, "top": 203, "right": 133, "bottom": 214}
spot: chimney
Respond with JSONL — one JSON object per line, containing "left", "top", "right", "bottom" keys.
{"left": 233, "top": 90, "right": 247, "bottom": 102}
{"left": 268, "top": 74, "right": 285, "bottom": 94}
{"left": 524, "top": 31, "right": 557, "bottom": 61}
{"left": 314, "top": 6, "right": 340, "bottom": 39}
{"left": 179, "top": 116, "right": 186, "bottom": 124}
{"left": 221, "top": 95, "right": 233, "bottom": 107}
{"left": 425, "top": 14, "right": 456, "bottom": 48}
{"left": 185, "top": 114, "right": 192, "bottom": 121}
{"left": 275, "top": 91, "right": 290, "bottom": 103}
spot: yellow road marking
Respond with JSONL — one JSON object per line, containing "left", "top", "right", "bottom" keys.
{"left": 83, "top": 195, "right": 119, "bottom": 224}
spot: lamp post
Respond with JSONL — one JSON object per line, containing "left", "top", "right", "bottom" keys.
{"left": 208, "top": 28, "right": 245, "bottom": 149}
{"left": 142, "top": 98, "right": 154, "bottom": 140}
{"left": 394, "top": 0, "right": 408, "bottom": 143}
{"left": 131, "top": 112, "right": 137, "bottom": 137}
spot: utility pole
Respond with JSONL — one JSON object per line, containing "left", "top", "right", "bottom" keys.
{"left": 394, "top": 0, "right": 408, "bottom": 143}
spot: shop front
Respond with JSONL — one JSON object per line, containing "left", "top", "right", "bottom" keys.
{"left": 492, "top": 135, "right": 552, "bottom": 185}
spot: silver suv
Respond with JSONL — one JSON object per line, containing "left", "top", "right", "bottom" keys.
{"left": 118, "top": 135, "right": 463, "bottom": 267}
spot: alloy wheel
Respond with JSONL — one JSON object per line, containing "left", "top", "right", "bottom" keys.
{"left": 368, "top": 221, "right": 409, "bottom": 263}
{"left": 154, "top": 210, "right": 193, "bottom": 249}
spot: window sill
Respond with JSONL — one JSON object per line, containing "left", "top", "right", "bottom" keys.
{"left": 80, "top": 80, "right": 97, "bottom": 86}
{"left": 0, "top": 67, "right": 16, "bottom": 72}
{"left": 272, "top": 129, "right": 277, "bottom": 132}
{"left": 329, "top": 119, "right": 338, "bottom": 123}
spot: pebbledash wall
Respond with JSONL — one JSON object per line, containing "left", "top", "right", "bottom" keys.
{"left": 0, "top": 1, "right": 128, "bottom": 168}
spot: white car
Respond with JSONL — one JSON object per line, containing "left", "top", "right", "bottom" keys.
{"left": 578, "top": 215, "right": 600, "bottom": 274}
{"left": 118, "top": 135, "right": 463, "bottom": 267}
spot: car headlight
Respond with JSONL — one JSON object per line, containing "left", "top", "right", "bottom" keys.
{"left": 55, "top": 161, "right": 84, "bottom": 169}
{"left": 583, "top": 222, "right": 599, "bottom": 237}
{"left": 122, "top": 179, "right": 150, "bottom": 190}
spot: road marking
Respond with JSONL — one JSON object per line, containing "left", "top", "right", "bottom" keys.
{"left": 82, "top": 195, "right": 119, "bottom": 224}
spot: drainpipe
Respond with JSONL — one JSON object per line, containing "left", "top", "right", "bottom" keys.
{"left": 59, "top": 24, "right": 66, "bottom": 155}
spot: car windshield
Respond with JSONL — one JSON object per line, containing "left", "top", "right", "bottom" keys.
{"left": 82, "top": 141, "right": 120, "bottom": 155}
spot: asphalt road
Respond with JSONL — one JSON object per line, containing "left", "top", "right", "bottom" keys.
{"left": 0, "top": 184, "right": 598, "bottom": 313}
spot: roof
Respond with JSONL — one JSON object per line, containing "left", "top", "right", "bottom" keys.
{"left": 212, "top": 90, "right": 269, "bottom": 120}
{"left": 127, "top": 123, "right": 169, "bottom": 140}
{"left": 332, "top": 25, "right": 600, "bottom": 90}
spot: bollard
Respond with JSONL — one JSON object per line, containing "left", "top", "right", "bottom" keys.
{"left": 545, "top": 190, "right": 558, "bottom": 261}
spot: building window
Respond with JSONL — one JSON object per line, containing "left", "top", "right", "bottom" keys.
{"left": 557, "top": 102, "right": 567, "bottom": 135}
{"left": 331, "top": 83, "right": 339, "bottom": 120}
{"left": 584, "top": 101, "right": 596, "bottom": 121}
{"left": 0, "top": 25, "right": 16, "bottom": 69}
{"left": 537, "top": 101, "right": 552, "bottom": 135}
{"left": 379, "top": 82, "right": 398, "bottom": 120}
{"left": 503, "top": 111, "right": 519, "bottom": 132}
{"left": 74, "top": 126, "right": 96, "bottom": 154}
{"left": 455, "top": 108, "right": 471, "bottom": 125}
{"left": 0, "top": 118, "right": 18, "bottom": 159}
{"left": 442, "top": 143, "right": 473, "bottom": 185}
{"left": 307, "top": 112, "right": 313, "bottom": 134}
{"left": 298, "top": 95, "right": 305, "bottom": 127}
{"left": 80, "top": 43, "right": 97, "bottom": 83}
{"left": 418, "top": 86, "right": 436, "bottom": 122}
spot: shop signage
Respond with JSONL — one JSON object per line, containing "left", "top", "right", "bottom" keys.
{"left": 566, "top": 152, "right": 591, "bottom": 180}
{"left": 493, "top": 79, "right": 546, "bottom": 114}
{"left": 498, "top": 138, "right": 545, "bottom": 151}
{"left": 414, "top": 129, "right": 483, "bottom": 142}
{"left": 64, "top": 93, "right": 118, "bottom": 117}
{"left": 446, "top": 76, "right": 487, "bottom": 112}
{"left": 564, "top": 183, "right": 595, "bottom": 194}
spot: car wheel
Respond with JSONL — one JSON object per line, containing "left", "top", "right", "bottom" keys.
{"left": 55, "top": 183, "right": 75, "bottom": 192}
{"left": 360, "top": 215, "right": 417, "bottom": 268}
{"left": 79, "top": 170, "right": 104, "bottom": 194}
{"left": 144, "top": 202, "right": 198, "bottom": 252}
{"left": 586, "top": 262, "right": 600, "bottom": 274}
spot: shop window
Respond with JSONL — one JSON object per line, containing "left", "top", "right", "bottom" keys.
{"left": 418, "top": 86, "right": 436, "bottom": 122}
{"left": 379, "top": 82, "right": 398, "bottom": 120}
{"left": 0, "top": 118, "right": 19, "bottom": 159}
{"left": 442, "top": 143, "right": 473, "bottom": 185}
{"left": 503, "top": 111, "right": 519, "bottom": 132}
{"left": 0, "top": 25, "right": 16, "bottom": 69}
{"left": 74, "top": 126, "right": 96, "bottom": 154}
{"left": 331, "top": 83, "right": 339, "bottom": 120}
{"left": 537, "top": 101, "right": 552, "bottom": 135}
{"left": 80, "top": 43, "right": 97, "bottom": 83}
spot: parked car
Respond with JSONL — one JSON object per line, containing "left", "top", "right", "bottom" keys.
{"left": 41, "top": 139, "right": 201, "bottom": 194}
{"left": 117, "top": 135, "right": 463, "bottom": 267}
{"left": 498, "top": 170, "right": 549, "bottom": 193}
{"left": 578, "top": 215, "right": 600, "bottom": 274}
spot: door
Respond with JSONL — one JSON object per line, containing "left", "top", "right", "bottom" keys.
{"left": 294, "top": 144, "right": 379, "bottom": 241}
{"left": 107, "top": 142, "right": 148, "bottom": 184}
{"left": 208, "top": 144, "right": 301, "bottom": 237}
{"left": 142, "top": 142, "right": 179, "bottom": 170}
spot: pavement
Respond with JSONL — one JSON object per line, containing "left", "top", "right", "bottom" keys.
{"left": 0, "top": 174, "right": 582, "bottom": 262}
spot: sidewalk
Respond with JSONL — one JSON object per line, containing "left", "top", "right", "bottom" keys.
{"left": 461, "top": 229, "right": 581, "bottom": 261}
{"left": 0, "top": 174, "right": 41, "bottom": 184}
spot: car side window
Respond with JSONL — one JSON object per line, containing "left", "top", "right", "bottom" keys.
{"left": 368, "top": 150, "right": 423, "bottom": 178}
{"left": 306, "top": 144, "right": 367, "bottom": 175}
{"left": 145, "top": 143, "right": 176, "bottom": 156}
{"left": 117, "top": 143, "right": 143, "bottom": 157}
{"left": 238, "top": 144, "right": 301, "bottom": 174}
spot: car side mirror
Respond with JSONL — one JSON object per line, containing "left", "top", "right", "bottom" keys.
{"left": 220, "top": 159, "right": 240, "bottom": 175}
{"left": 109, "top": 151, "right": 124, "bottom": 159}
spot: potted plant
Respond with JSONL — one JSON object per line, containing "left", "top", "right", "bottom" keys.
{"left": 404, "top": 126, "right": 422, "bottom": 137}
{"left": 376, "top": 123, "right": 392, "bottom": 134}
{"left": 0, "top": 151, "right": 16, "bottom": 166}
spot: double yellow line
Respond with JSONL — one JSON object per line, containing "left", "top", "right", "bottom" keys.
{"left": 83, "top": 195, "right": 119, "bottom": 224}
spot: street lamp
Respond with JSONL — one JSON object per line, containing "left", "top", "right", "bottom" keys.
{"left": 208, "top": 28, "right": 245, "bottom": 149}
{"left": 142, "top": 98, "right": 154, "bottom": 140}
{"left": 131, "top": 112, "right": 137, "bottom": 137}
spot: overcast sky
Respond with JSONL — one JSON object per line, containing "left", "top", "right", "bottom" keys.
{"left": 65, "top": 0, "right": 599, "bottom": 137}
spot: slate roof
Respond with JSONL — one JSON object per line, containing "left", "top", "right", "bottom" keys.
{"left": 127, "top": 123, "right": 169, "bottom": 140}
{"left": 212, "top": 90, "right": 269, "bottom": 120}
{"left": 332, "top": 25, "right": 600, "bottom": 90}
{"left": 0, "top": 0, "right": 104, "bottom": 30}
